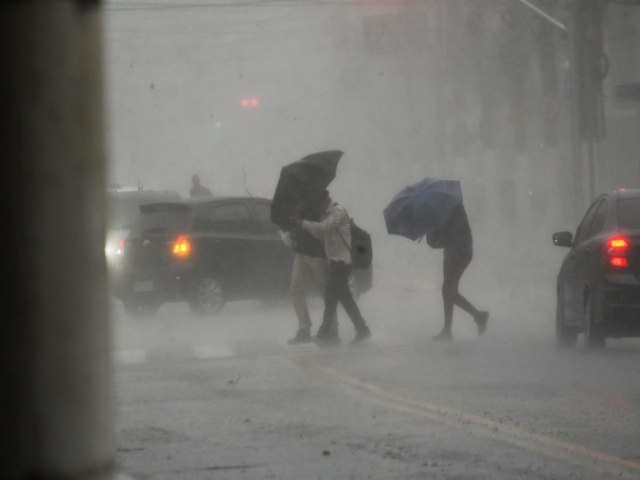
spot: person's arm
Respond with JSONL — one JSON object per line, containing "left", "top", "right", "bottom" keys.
{"left": 279, "top": 229, "right": 293, "bottom": 248}
{"left": 301, "top": 205, "right": 344, "bottom": 240}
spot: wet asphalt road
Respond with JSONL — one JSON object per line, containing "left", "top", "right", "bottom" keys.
{"left": 112, "top": 282, "right": 640, "bottom": 480}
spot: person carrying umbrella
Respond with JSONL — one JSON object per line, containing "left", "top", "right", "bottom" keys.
{"left": 384, "top": 177, "right": 488, "bottom": 341}
{"left": 280, "top": 202, "right": 337, "bottom": 345}
{"left": 271, "top": 150, "right": 346, "bottom": 344}
{"left": 427, "top": 202, "right": 489, "bottom": 341}
{"left": 292, "top": 191, "right": 371, "bottom": 345}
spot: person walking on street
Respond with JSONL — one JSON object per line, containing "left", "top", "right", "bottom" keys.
{"left": 293, "top": 191, "right": 371, "bottom": 345}
{"left": 190, "top": 174, "right": 213, "bottom": 198}
{"left": 427, "top": 203, "right": 489, "bottom": 341}
{"left": 281, "top": 204, "right": 337, "bottom": 344}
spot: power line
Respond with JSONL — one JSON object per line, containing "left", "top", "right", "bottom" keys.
{"left": 105, "top": 0, "right": 365, "bottom": 12}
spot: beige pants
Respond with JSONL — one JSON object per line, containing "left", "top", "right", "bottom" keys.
{"left": 290, "top": 253, "right": 334, "bottom": 332}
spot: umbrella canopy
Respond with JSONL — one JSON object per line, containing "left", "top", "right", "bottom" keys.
{"left": 383, "top": 177, "right": 463, "bottom": 241}
{"left": 271, "top": 150, "right": 343, "bottom": 230}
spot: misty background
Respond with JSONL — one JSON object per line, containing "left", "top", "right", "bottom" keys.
{"left": 104, "top": 0, "right": 640, "bottom": 340}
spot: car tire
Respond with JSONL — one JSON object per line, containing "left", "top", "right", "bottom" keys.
{"left": 555, "top": 299, "right": 577, "bottom": 348}
{"left": 122, "top": 295, "right": 160, "bottom": 317}
{"left": 584, "top": 294, "right": 606, "bottom": 349}
{"left": 188, "top": 276, "right": 225, "bottom": 315}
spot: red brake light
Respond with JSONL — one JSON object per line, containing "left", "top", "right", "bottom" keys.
{"left": 610, "top": 257, "right": 629, "bottom": 268}
{"left": 610, "top": 238, "right": 628, "bottom": 249}
{"left": 172, "top": 235, "right": 192, "bottom": 258}
{"left": 605, "top": 236, "right": 631, "bottom": 268}
{"left": 605, "top": 236, "right": 630, "bottom": 256}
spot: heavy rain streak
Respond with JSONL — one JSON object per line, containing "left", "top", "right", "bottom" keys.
{"left": 104, "top": 1, "right": 640, "bottom": 479}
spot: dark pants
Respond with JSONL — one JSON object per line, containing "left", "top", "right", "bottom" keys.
{"left": 442, "top": 250, "right": 480, "bottom": 331}
{"left": 318, "top": 261, "right": 367, "bottom": 335}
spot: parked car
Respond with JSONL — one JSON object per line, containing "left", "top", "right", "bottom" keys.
{"left": 115, "top": 196, "right": 294, "bottom": 315}
{"left": 106, "top": 187, "right": 181, "bottom": 273}
{"left": 553, "top": 189, "right": 640, "bottom": 348}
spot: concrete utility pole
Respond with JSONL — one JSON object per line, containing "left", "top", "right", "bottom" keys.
{"left": 511, "top": 0, "right": 583, "bottom": 215}
{"left": 1, "top": 1, "right": 113, "bottom": 479}
{"left": 573, "top": 0, "right": 607, "bottom": 204}
{"left": 514, "top": 0, "right": 606, "bottom": 212}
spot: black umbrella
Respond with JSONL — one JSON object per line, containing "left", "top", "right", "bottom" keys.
{"left": 271, "top": 150, "right": 343, "bottom": 231}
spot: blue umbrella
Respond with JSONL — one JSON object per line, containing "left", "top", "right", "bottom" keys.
{"left": 383, "top": 177, "right": 463, "bottom": 240}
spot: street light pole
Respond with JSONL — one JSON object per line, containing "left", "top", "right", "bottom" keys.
{"left": 513, "top": 0, "right": 568, "bottom": 32}
{"left": 512, "top": 0, "right": 586, "bottom": 216}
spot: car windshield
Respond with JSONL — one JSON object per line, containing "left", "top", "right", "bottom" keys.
{"left": 129, "top": 208, "right": 190, "bottom": 236}
{"left": 618, "top": 197, "right": 640, "bottom": 229}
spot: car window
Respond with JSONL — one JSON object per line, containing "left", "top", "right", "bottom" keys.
{"left": 252, "top": 202, "right": 278, "bottom": 233}
{"left": 588, "top": 199, "right": 608, "bottom": 237}
{"left": 574, "top": 199, "right": 601, "bottom": 245}
{"left": 108, "top": 191, "right": 181, "bottom": 229}
{"left": 617, "top": 198, "right": 640, "bottom": 229}
{"left": 195, "top": 203, "right": 253, "bottom": 233}
{"left": 129, "top": 209, "right": 189, "bottom": 236}
{"left": 109, "top": 198, "right": 142, "bottom": 229}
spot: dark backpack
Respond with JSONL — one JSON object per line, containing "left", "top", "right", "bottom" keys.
{"left": 339, "top": 217, "right": 372, "bottom": 270}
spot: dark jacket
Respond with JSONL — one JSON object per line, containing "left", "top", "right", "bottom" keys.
{"left": 290, "top": 228, "right": 326, "bottom": 257}
{"left": 427, "top": 204, "right": 473, "bottom": 257}
{"left": 286, "top": 205, "right": 326, "bottom": 258}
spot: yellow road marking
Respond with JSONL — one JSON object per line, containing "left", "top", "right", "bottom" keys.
{"left": 297, "top": 359, "right": 640, "bottom": 480}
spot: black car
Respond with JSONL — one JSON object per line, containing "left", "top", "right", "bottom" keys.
{"left": 553, "top": 189, "right": 640, "bottom": 348}
{"left": 106, "top": 187, "right": 181, "bottom": 272}
{"left": 115, "top": 196, "right": 293, "bottom": 315}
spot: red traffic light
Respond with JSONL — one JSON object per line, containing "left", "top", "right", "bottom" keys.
{"left": 241, "top": 97, "right": 260, "bottom": 108}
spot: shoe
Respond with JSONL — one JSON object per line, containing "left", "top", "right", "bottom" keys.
{"left": 351, "top": 327, "right": 371, "bottom": 345}
{"left": 313, "top": 332, "right": 341, "bottom": 346}
{"left": 287, "top": 329, "right": 312, "bottom": 345}
{"left": 432, "top": 330, "right": 452, "bottom": 342}
{"left": 475, "top": 311, "right": 489, "bottom": 336}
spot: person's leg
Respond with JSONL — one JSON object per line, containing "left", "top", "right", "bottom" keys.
{"left": 288, "top": 254, "right": 313, "bottom": 343}
{"left": 308, "top": 257, "right": 338, "bottom": 336}
{"left": 449, "top": 253, "right": 480, "bottom": 318}
{"left": 450, "top": 252, "right": 488, "bottom": 334}
{"left": 435, "top": 253, "right": 469, "bottom": 340}
{"left": 316, "top": 266, "right": 340, "bottom": 342}
{"left": 332, "top": 262, "right": 369, "bottom": 337}
{"left": 438, "top": 252, "right": 488, "bottom": 338}
{"left": 440, "top": 255, "right": 459, "bottom": 335}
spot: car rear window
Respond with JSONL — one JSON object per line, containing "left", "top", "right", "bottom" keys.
{"left": 130, "top": 207, "right": 190, "bottom": 236}
{"left": 194, "top": 203, "right": 253, "bottom": 233}
{"left": 618, "top": 198, "right": 640, "bottom": 229}
{"left": 108, "top": 191, "right": 180, "bottom": 228}
{"left": 109, "top": 200, "right": 137, "bottom": 229}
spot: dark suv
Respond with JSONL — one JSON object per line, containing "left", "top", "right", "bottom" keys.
{"left": 553, "top": 189, "right": 640, "bottom": 348}
{"left": 115, "top": 197, "right": 293, "bottom": 315}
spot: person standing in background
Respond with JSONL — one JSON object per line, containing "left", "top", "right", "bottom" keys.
{"left": 190, "top": 174, "right": 212, "bottom": 198}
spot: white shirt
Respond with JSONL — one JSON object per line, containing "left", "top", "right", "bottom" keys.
{"left": 302, "top": 202, "right": 352, "bottom": 264}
